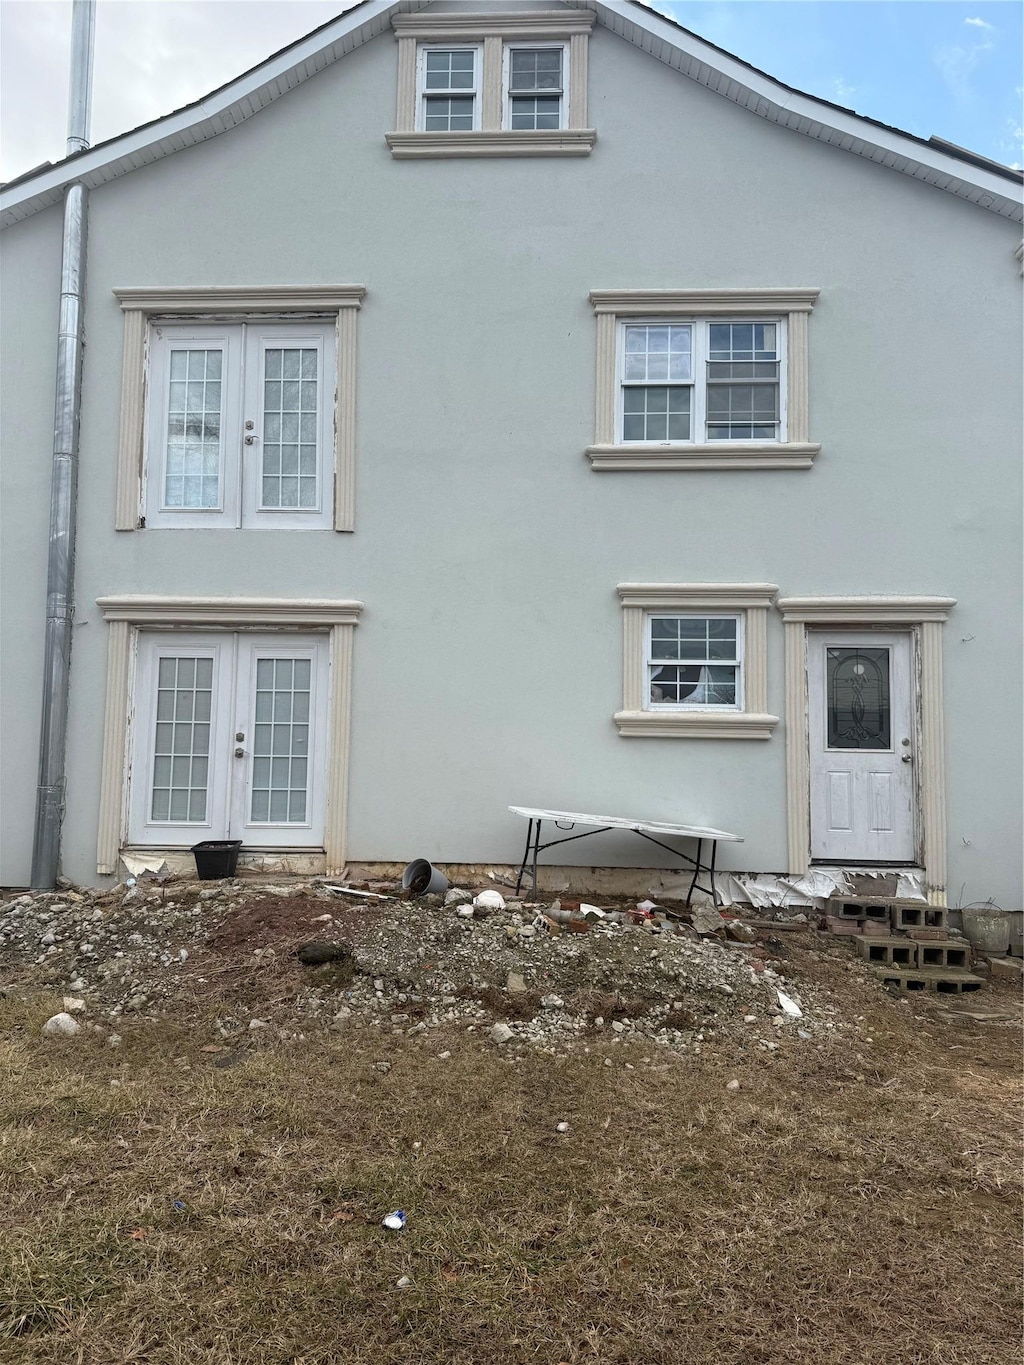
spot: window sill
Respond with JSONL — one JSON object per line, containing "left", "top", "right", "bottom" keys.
{"left": 614, "top": 710, "right": 779, "bottom": 739}
{"left": 385, "top": 129, "right": 596, "bottom": 158}
{"left": 588, "top": 443, "right": 820, "bottom": 471}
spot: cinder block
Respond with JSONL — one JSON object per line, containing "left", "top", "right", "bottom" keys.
{"left": 828, "top": 898, "right": 890, "bottom": 921}
{"left": 859, "top": 918, "right": 893, "bottom": 938}
{"left": 873, "top": 966, "right": 984, "bottom": 995}
{"left": 856, "top": 936, "right": 918, "bottom": 967}
{"left": 824, "top": 915, "right": 864, "bottom": 936}
{"left": 989, "top": 956, "right": 1024, "bottom": 982}
{"left": 917, "top": 942, "right": 970, "bottom": 971}
{"left": 892, "top": 903, "right": 948, "bottom": 933}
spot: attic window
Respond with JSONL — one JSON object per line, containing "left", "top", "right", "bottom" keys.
{"left": 387, "top": 10, "right": 595, "bottom": 158}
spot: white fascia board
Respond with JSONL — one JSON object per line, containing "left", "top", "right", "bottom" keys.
{"left": 577, "top": 0, "right": 1023, "bottom": 222}
{"left": 0, "top": 0, "right": 418, "bottom": 227}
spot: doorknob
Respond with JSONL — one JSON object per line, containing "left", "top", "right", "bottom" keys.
{"left": 901, "top": 754, "right": 913, "bottom": 764}
{"left": 234, "top": 747, "right": 245, "bottom": 758}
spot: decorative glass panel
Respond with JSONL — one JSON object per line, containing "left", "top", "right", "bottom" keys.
{"left": 622, "top": 386, "right": 691, "bottom": 442}
{"left": 425, "top": 49, "right": 476, "bottom": 89}
{"left": 164, "top": 349, "right": 222, "bottom": 508}
{"left": 250, "top": 658, "right": 312, "bottom": 823}
{"left": 424, "top": 96, "right": 475, "bottom": 131}
{"left": 509, "top": 48, "right": 562, "bottom": 91}
{"left": 150, "top": 656, "right": 213, "bottom": 821}
{"left": 827, "top": 647, "right": 891, "bottom": 750}
{"left": 648, "top": 617, "right": 739, "bottom": 708}
{"left": 261, "top": 348, "right": 318, "bottom": 509}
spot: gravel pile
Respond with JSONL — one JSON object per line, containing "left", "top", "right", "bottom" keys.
{"left": 0, "top": 878, "right": 846, "bottom": 1056}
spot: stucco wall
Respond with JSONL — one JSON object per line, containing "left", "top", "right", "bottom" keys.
{"left": 2, "top": 14, "right": 1021, "bottom": 900}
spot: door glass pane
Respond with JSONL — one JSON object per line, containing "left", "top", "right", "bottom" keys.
{"left": 150, "top": 656, "right": 213, "bottom": 821}
{"left": 827, "top": 647, "right": 891, "bottom": 749}
{"left": 261, "top": 348, "right": 318, "bottom": 510}
{"left": 165, "top": 349, "right": 222, "bottom": 508}
{"left": 250, "top": 657, "right": 311, "bottom": 823}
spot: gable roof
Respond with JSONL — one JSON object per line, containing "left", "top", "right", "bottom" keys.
{"left": 2, "top": 0, "right": 1021, "bottom": 228}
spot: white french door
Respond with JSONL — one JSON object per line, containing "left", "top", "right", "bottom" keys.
{"left": 808, "top": 631, "right": 916, "bottom": 863}
{"left": 128, "top": 632, "right": 330, "bottom": 848}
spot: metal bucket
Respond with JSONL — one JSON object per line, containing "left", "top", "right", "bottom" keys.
{"left": 960, "top": 907, "right": 1012, "bottom": 957}
{"left": 401, "top": 859, "right": 449, "bottom": 897}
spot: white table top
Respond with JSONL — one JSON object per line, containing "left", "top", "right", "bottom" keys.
{"left": 508, "top": 806, "right": 743, "bottom": 843}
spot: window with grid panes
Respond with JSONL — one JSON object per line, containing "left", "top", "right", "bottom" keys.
{"left": 506, "top": 46, "right": 564, "bottom": 129}
{"left": 145, "top": 320, "right": 335, "bottom": 529}
{"left": 647, "top": 615, "right": 743, "bottom": 709}
{"left": 619, "top": 319, "right": 783, "bottom": 444}
{"left": 420, "top": 46, "right": 479, "bottom": 130}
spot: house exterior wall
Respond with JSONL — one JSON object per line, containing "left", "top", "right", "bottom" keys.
{"left": 1, "top": 13, "right": 1021, "bottom": 902}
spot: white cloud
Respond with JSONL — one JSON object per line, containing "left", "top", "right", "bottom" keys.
{"left": 963, "top": 17, "right": 995, "bottom": 32}
{"left": 933, "top": 33, "right": 996, "bottom": 103}
{"left": 832, "top": 77, "right": 857, "bottom": 105}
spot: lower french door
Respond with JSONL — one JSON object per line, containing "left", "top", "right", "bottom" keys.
{"left": 128, "top": 631, "right": 330, "bottom": 848}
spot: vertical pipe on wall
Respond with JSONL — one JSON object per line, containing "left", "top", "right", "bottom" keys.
{"left": 30, "top": 0, "right": 96, "bottom": 889}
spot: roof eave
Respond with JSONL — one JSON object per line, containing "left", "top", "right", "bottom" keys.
{"left": 2, "top": 0, "right": 1021, "bottom": 228}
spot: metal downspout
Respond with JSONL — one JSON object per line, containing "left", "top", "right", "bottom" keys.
{"left": 30, "top": 0, "right": 96, "bottom": 889}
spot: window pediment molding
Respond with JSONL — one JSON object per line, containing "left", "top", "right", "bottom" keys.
{"left": 617, "top": 583, "right": 778, "bottom": 609}
{"left": 97, "top": 596, "right": 363, "bottom": 627}
{"left": 392, "top": 11, "right": 596, "bottom": 40}
{"left": 590, "top": 289, "right": 819, "bottom": 314}
{"left": 385, "top": 128, "right": 595, "bottom": 157}
{"left": 777, "top": 596, "right": 956, "bottom": 623}
{"left": 114, "top": 286, "right": 366, "bottom": 313}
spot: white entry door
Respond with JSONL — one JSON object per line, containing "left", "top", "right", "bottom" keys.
{"left": 808, "top": 631, "right": 916, "bottom": 863}
{"left": 128, "top": 631, "right": 330, "bottom": 848}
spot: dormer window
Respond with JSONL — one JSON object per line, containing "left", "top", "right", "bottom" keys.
{"left": 388, "top": 10, "right": 595, "bottom": 158}
{"left": 419, "top": 46, "right": 481, "bottom": 132}
{"left": 505, "top": 46, "right": 565, "bottom": 130}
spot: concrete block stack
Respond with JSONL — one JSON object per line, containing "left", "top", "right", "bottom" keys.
{"left": 825, "top": 896, "right": 985, "bottom": 995}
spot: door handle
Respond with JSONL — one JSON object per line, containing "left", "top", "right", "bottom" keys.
{"left": 901, "top": 754, "right": 913, "bottom": 764}
{"left": 234, "top": 747, "right": 245, "bottom": 758}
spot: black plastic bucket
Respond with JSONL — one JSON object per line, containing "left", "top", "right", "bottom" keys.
{"left": 191, "top": 840, "right": 242, "bottom": 880}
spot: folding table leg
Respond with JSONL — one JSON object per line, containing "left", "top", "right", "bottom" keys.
{"left": 687, "top": 840, "right": 703, "bottom": 907}
{"left": 515, "top": 819, "right": 535, "bottom": 896}
{"left": 531, "top": 820, "right": 542, "bottom": 899}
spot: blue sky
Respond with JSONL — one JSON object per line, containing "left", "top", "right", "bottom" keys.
{"left": 1, "top": 1, "right": 1021, "bottom": 181}
{"left": 661, "top": 1, "right": 1023, "bottom": 166}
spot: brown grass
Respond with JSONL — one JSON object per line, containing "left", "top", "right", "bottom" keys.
{"left": 0, "top": 983, "right": 1021, "bottom": 1365}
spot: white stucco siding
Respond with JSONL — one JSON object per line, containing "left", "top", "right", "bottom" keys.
{"left": 2, "top": 19, "right": 1021, "bottom": 899}
{"left": 0, "top": 205, "right": 63, "bottom": 887}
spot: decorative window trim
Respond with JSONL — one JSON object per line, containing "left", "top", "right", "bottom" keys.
{"left": 588, "top": 289, "right": 819, "bottom": 470}
{"left": 415, "top": 41, "right": 483, "bottom": 133}
{"left": 94, "top": 596, "right": 362, "bottom": 876}
{"left": 777, "top": 596, "right": 955, "bottom": 903}
{"left": 388, "top": 10, "right": 594, "bottom": 157}
{"left": 615, "top": 584, "right": 779, "bottom": 739}
{"left": 113, "top": 286, "right": 366, "bottom": 532}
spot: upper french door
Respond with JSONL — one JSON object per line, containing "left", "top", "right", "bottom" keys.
{"left": 128, "top": 631, "right": 330, "bottom": 847}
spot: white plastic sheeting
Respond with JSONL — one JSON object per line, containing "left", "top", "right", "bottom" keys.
{"left": 649, "top": 866, "right": 926, "bottom": 909}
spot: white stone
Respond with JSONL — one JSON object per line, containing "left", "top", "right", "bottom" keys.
{"left": 556, "top": 1121, "right": 570, "bottom": 1133}
{"left": 42, "top": 1012, "right": 81, "bottom": 1037}
{"left": 490, "top": 1022, "right": 514, "bottom": 1045}
{"left": 611, "top": 1020, "right": 626, "bottom": 1033}
{"left": 444, "top": 888, "right": 473, "bottom": 906}
{"left": 62, "top": 996, "right": 87, "bottom": 1013}
{"left": 474, "top": 890, "right": 506, "bottom": 911}
{"left": 40, "top": 931, "right": 56, "bottom": 946}
{"left": 726, "top": 1079, "right": 741, "bottom": 1091}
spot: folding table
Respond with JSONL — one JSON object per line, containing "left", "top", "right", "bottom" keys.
{"left": 508, "top": 806, "right": 743, "bottom": 906}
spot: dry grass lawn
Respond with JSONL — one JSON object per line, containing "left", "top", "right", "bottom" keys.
{"left": 0, "top": 979, "right": 1020, "bottom": 1365}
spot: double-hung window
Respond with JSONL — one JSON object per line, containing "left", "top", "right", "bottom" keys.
{"left": 145, "top": 319, "right": 336, "bottom": 529}
{"left": 418, "top": 45, "right": 481, "bottom": 131}
{"left": 647, "top": 615, "right": 742, "bottom": 710}
{"left": 615, "top": 584, "right": 778, "bottom": 738}
{"left": 619, "top": 319, "right": 784, "bottom": 445}
{"left": 504, "top": 45, "right": 566, "bottom": 130}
